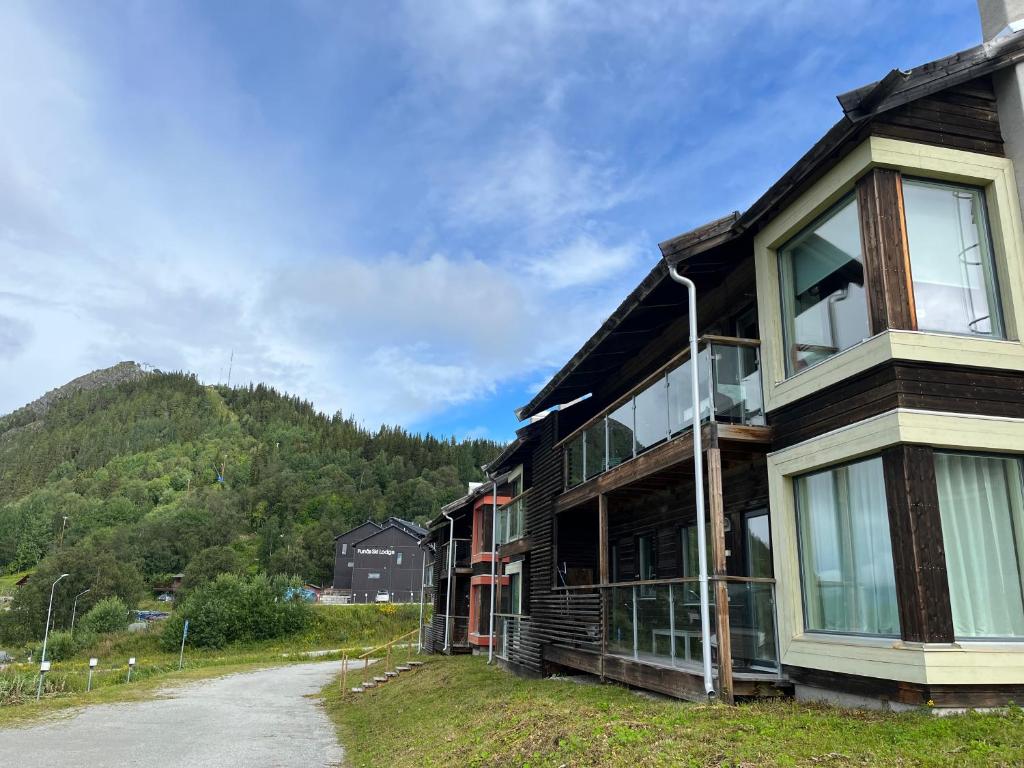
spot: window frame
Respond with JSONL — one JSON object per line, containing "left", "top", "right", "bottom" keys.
{"left": 777, "top": 192, "right": 869, "bottom": 377}
{"left": 793, "top": 454, "right": 901, "bottom": 639}
{"left": 933, "top": 449, "right": 1024, "bottom": 642}
{"left": 901, "top": 175, "right": 1006, "bottom": 340}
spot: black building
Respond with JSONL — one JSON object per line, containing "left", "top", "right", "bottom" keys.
{"left": 332, "top": 517, "right": 428, "bottom": 603}
{"left": 332, "top": 520, "right": 383, "bottom": 591}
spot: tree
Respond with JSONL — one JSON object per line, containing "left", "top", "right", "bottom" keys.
{"left": 81, "top": 596, "right": 130, "bottom": 635}
{"left": 180, "top": 546, "right": 242, "bottom": 598}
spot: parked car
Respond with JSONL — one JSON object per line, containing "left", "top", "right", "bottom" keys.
{"left": 374, "top": 590, "right": 391, "bottom": 603}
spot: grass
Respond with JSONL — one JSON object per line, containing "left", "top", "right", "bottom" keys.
{"left": 322, "top": 655, "right": 1024, "bottom": 768}
{"left": 0, "top": 603, "right": 421, "bottom": 724}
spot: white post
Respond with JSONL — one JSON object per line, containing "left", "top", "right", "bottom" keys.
{"left": 488, "top": 480, "right": 498, "bottom": 664}
{"left": 178, "top": 619, "right": 189, "bottom": 670}
{"left": 667, "top": 264, "right": 715, "bottom": 699}
{"left": 39, "top": 573, "right": 69, "bottom": 667}
{"left": 442, "top": 510, "right": 455, "bottom": 651}
{"left": 417, "top": 545, "right": 427, "bottom": 653}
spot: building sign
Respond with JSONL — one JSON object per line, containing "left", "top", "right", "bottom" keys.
{"left": 357, "top": 548, "right": 396, "bottom": 556}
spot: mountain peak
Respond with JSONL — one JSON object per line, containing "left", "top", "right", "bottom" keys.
{"left": 2, "top": 361, "right": 151, "bottom": 424}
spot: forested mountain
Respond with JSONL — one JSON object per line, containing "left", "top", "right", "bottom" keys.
{"left": 0, "top": 367, "right": 501, "bottom": 599}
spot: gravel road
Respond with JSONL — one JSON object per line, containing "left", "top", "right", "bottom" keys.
{"left": 0, "top": 661, "right": 352, "bottom": 767}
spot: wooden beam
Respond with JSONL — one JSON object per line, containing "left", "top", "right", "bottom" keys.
{"left": 598, "top": 494, "right": 609, "bottom": 586}
{"left": 882, "top": 445, "right": 954, "bottom": 643}
{"left": 856, "top": 168, "right": 916, "bottom": 334}
{"left": 707, "top": 447, "right": 734, "bottom": 704}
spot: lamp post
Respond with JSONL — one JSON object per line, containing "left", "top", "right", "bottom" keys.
{"left": 37, "top": 573, "right": 69, "bottom": 700}
{"left": 70, "top": 588, "right": 90, "bottom": 635}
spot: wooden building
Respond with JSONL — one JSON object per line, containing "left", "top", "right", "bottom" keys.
{"left": 431, "top": 29, "right": 1024, "bottom": 710}
{"left": 421, "top": 477, "right": 519, "bottom": 654}
{"left": 333, "top": 517, "right": 427, "bottom": 603}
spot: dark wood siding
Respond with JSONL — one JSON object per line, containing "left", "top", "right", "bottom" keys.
{"left": 882, "top": 445, "right": 954, "bottom": 643}
{"left": 869, "top": 76, "right": 1004, "bottom": 157}
{"left": 770, "top": 361, "right": 1024, "bottom": 449}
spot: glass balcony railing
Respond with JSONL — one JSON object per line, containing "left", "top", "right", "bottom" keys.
{"left": 605, "top": 579, "right": 779, "bottom": 674}
{"left": 564, "top": 337, "right": 764, "bottom": 489}
{"left": 438, "top": 539, "right": 471, "bottom": 574}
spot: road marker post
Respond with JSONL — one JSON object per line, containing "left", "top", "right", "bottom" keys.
{"left": 87, "top": 658, "right": 98, "bottom": 692}
{"left": 178, "top": 619, "right": 190, "bottom": 670}
{"left": 35, "top": 660, "right": 51, "bottom": 701}
{"left": 127, "top": 657, "right": 136, "bottom": 683}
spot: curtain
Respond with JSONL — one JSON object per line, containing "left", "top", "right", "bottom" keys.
{"left": 935, "top": 453, "right": 1024, "bottom": 639}
{"left": 797, "top": 456, "right": 898, "bottom": 635}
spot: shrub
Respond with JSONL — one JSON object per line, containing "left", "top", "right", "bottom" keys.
{"left": 42, "top": 630, "right": 77, "bottom": 661}
{"left": 82, "top": 596, "right": 131, "bottom": 635}
{"left": 161, "top": 572, "right": 310, "bottom": 650}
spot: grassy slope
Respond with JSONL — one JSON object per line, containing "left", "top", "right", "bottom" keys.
{"left": 323, "top": 655, "right": 1024, "bottom": 768}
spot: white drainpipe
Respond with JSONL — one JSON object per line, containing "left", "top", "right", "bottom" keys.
{"left": 488, "top": 479, "right": 498, "bottom": 663}
{"left": 442, "top": 509, "right": 455, "bottom": 652}
{"left": 417, "top": 544, "right": 427, "bottom": 653}
{"left": 667, "top": 263, "right": 715, "bottom": 700}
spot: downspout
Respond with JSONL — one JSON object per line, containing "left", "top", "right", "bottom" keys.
{"left": 417, "top": 543, "right": 427, "bottom": 653}
{"left": 667, "top": 264, "right": 715, "bottom": 700}
{"left": 488, "top": 479, "right": 498, "bottom": 664}
{"left": 442, "top": 509, "right": 455, "bottom": 652}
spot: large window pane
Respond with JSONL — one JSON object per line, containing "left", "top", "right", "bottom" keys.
{"left": 935, "top": 452, "right": 1024, "bottom": 639}
{"left": 903, "top": 179, "right": 1004, "bottom": 338}
{"left": 795, "top": 456, "right": 899, "bottom": 636}
{"left": 779, "top": 197, "right": 869, "bottom": 375}
{"left": 667, "top": 352, "right": 711, "bottom": 435}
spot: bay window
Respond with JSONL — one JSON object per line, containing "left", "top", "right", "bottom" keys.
{"left": 903, "top": 179, "right": 1004, "bottom": 338}
{"left": 795, "top": 456, "right": 899, "bottom": 636}
{"left": 935, "top": 452, "right": 1024, "bottom": 639}
{"left": 779, "top": 195, "right": 869, "bottom": 375}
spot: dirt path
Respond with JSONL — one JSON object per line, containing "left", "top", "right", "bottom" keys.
{"left": 0, "top": 661, "right": 352, "bottom": 767}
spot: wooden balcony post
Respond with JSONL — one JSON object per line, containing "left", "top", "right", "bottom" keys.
{"left": 707, "top": 447, "right": 733, "bottom": 704}
{"left": 598, "top": 493, "right": 608, "bottom": 681}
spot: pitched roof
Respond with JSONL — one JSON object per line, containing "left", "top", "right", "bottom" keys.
{"left": 332, "top": 520, "right": 383, "bottom": 542}
{"left": 387, "top": 516, "right": 428, "bottom": 538}
{"left": 515, "top": 30, "right": 1024, "bottom": 421}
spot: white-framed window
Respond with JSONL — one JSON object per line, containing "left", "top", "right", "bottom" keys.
{"left": 396, "top": 552, "right": 403, "bottom": 565}
{"left": 341, "top": 542, "right": 348, "bottom": 555}
{"left": 497, "top": 466, "right": 526, "bottom": 545}
{"left": 794, "top": 455, "right": 899, "bottom": 637}
{"left": 500, "top": 560, "right": 524, "bottom": 615}
{"left": 368, "top": 572, "right": 381, "bottom": 580}
{"left": 935, "top": 451, "right": 1024, "bottom": 639}
{"left": 347, "top": 561, "right": 354, "bottom": 568}
{"left": 778, "top": 194, "right": 869, "bottom": 376}
{"left": 902, "top": 178, "right": 1004, "bottom": 338}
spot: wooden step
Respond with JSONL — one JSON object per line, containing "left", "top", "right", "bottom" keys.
{"left": 362, "top": 682, "right": 376, "bottom": 689}
{"left": 396, "top": 665, "right": 412, "bottom": 672}
{"left": 408, "top": 661, "right": 424, "bottom": 667}
{"left": 350, "top": 687, "right": 364, "bottom": 693}
{"left": 373, "top": 676, "right": 387, "bottom": 683}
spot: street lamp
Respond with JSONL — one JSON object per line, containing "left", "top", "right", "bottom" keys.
{"left": 37, "top": 573, "right": 69, "bottom": 700}
{"left": 70, "top": 588, "right": 91, "bottom": 635}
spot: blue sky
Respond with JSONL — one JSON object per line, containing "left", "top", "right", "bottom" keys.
{"left": 0, "top": 1, "right": 982, "bottom": 441}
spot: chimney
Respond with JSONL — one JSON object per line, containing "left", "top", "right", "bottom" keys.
{"left": 979, "top": 1, "right": 1024, "bottom": 211}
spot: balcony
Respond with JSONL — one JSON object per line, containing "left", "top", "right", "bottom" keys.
{"left": 438, "top": 614, "right": 470, "bottom": 648}
{"left": 496, "top": 495, "right": 526, "bottom": 545}
{"left": 494, "top": 613, "right": 529, "bottom": 661}
{"left": 437, "top": 539, "right": 471, "bottom": 575}
{"left": 605, "top": 578, "right": 780, "bottom": 675}
{"left": 563, "top": 337, "right": 764, "bottom": 490}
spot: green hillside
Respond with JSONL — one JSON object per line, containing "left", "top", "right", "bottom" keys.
{"left": 0, "top": 370, "right": 500, "bottom": 642}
